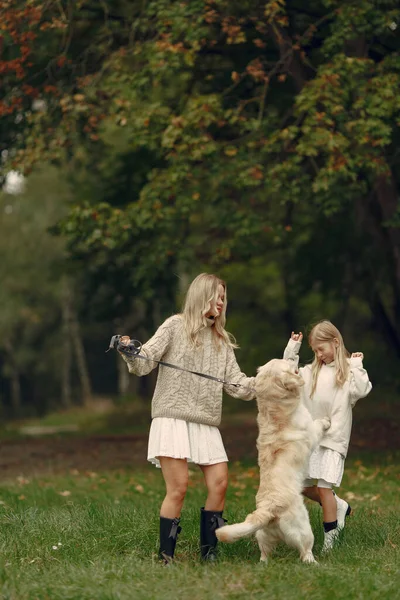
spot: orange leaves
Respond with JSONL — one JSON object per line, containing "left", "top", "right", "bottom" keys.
{"left": 57, "top": 55, "right": 67, "bottom": 68}
{"left": 250, "top": 166, "right": 263, "bottom": 180}
{"left": 0, "top": 96, "right": 22, "bottom": 116}
{"left": 320, "top": 73, "right": 341, "bottom": 89}
{"left": 155, "top": 34, "right": 186, "bottom": 54}
{"left": 43, "top": 84, "right": 58, "bottom": 95}
{"left": 221, "top": 17, "right": 246, "bottom": 45}
{"left": 246, "top": 58, "right": 268, "bottom": 82}
{"left": 22, "top": 83, "right": 38, "bottom": 97}
{"left": 253, "top": 38, "right": 266, "bottom": 49}
{"left": 204, "top": 9, "right": 219, "bottom": 24}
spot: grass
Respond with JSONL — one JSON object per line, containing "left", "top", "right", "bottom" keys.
{"left": 0, "top": 453, "right": 399, "bottom": 600}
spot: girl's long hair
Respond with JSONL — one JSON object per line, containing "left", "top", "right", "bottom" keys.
{"left": 182, "top": 273, "right": 237, "bottom": 349}
{"left": 308, "top": 320, "right": 350, "bottom": 397}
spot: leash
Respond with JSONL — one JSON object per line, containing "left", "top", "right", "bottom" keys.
{"left": 107, "top": 335, "right": 253, "bottom": 390}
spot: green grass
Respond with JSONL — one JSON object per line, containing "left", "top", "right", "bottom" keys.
{"left": 0, "top": 454, "right": 399, "bottom": 599}
{"left": 0, "top": 401, "right": 152, "bottom": 440}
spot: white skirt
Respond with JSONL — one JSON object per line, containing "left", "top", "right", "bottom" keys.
{"left": 147, "top": 417, "right": 228, "bottom": 468}
{"left": 307, "top": 446, "right": 345, "bottom": 487}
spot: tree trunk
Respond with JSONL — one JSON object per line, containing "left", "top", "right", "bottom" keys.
{"left": 117, "top": 353, "right": 131, "bottom": 396}
{"left": 370, "top": 291, "right": 400, "bottom": 357}
{"left": 61, "top": 278, "right": 72, "bottom": 408}
{"left": 114, "top": 299, "right": 146, "bottom": 398}
{"left": 4, "top": 339, "right": 21, "bottom": 414}
{"left": 70, "top": 307, "right": 92, "bottom": 404}
{"left": 10, "top": 366, "right": 21, "bottom": 415}
{"left": 374, "top": 174, "right": 400, "bottom": 330}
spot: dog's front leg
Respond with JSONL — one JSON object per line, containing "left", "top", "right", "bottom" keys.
{"left": 309, "top": 417, "right": 330, "bottom": 450}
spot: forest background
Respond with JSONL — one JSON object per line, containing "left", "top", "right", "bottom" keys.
{"left": 1, "top": 0, "right": 400, "bottom": 424}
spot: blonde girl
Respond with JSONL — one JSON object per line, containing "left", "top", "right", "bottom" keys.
{"left": 118, "top": 273, "right": 255, "bottom": 563}
{"left": 284, "top": 320, "right": 372, "bottom": 552}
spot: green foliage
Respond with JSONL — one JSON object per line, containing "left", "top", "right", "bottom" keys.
{"left": 0, "top": 168, "right": 70, "bottom": 412}
{"left": 2, "top": 0, "right": 400, "bottom": 391}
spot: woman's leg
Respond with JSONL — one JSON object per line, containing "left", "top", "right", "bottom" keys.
{"left": 198, "top": 461, "right": 228, "bottom": 560}
{"left": 159, "top": 457, "right": 189, "bottom": 518}
{"left": 200, "top": 461, "right": 228, "bottom": 511}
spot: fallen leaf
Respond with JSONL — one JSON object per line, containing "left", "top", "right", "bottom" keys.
{"left": 17, "top": 476, "right": 30, "bottom": 485}
{"left": 370, "top": 494, "right": 381, "bottom": 502}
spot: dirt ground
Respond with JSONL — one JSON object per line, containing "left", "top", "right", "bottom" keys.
{"left": 1, "top": 414, "right": 399, "bottom": 479}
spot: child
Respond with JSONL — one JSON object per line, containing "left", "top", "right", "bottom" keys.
{"left": 283, "top": 320, "right": 372, "bottom": 552}
{"left": 118, "top": 273, "right": 256, "bottom": 563}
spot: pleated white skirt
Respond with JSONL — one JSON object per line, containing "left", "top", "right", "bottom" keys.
{"left": 147, "top": 417, "right": 228, "bottom": 468}
{"left": 307, "top": 446, "right": 345, "bottom": 487}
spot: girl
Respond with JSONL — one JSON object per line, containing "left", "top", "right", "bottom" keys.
{"left": 118, "top": 273, "right": 256, "bottom": 563}
{"left": 283, "top": 320, "right": 372, "bottom": 552}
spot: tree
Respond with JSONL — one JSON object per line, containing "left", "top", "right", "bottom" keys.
{"left": 3, "top": 1, "right": 400, "bottom": 355}
{"left": 0, "top": 167, "right": 93, "bottom": 414}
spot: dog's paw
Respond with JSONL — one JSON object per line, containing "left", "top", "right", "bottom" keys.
{"left": 321, "top": 417, "right": 331, "bottom": 430}
{"left": 302, "top": 551, "right": 318, "bottom": 565}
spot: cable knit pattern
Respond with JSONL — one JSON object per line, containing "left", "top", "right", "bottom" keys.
{"left": 120, "top": 314, "right": 255, "bottom": 426}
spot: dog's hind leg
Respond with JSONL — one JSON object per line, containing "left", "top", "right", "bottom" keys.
{"left": 256, "top": 527, "right": 279, "bottom": 565}
{"left": 279, "top": 502, "right": 317, "bottom": 565}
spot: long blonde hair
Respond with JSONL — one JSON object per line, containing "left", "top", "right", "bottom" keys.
{"left": 182, "top": 273, "right": 237, "bottom": 349}
{"left": 308, "top": 320, "right": 350, "bottom": 397}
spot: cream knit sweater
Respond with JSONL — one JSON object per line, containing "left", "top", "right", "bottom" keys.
{"left": 120, "top": 314, "right": 255, "bottom": 426}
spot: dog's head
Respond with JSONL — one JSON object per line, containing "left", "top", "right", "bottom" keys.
{"left": 255, "top": 358, "right": 304, "bottom": 415}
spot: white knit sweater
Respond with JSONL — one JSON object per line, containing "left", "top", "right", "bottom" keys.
{"left": 120, "top": 314, "right": 255, "bottom": 426}
{"left": 284, "top": 338, "right": 372, "bottom": 457}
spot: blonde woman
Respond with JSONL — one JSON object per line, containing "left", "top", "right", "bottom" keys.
{"left": 283, "top": 321, "right": 372, "bottom": 552}
{"left": 118, "top": 273, "right": 255, "bottom": 563}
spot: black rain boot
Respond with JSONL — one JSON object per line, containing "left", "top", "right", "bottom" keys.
{"left": 158, "top": 516, "right": 181, "bottom": 565}
{"left": 200, "top": 507, "right": 226, "bottom": 562}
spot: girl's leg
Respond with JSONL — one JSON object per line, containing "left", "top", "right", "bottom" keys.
{"left": 303, "top": 486, "right": 321, "bottom": 503}
{"left": 200, "top": 461, "right": 228, "bottom": 511}
{"left": 318, "top": 486, "right": 337, "bottom": 522}
{"left": 159, "top": 457, "right": 189, "bottom": 518}
{"left": 318, "top": 481, "right": 339, "bottom": 552}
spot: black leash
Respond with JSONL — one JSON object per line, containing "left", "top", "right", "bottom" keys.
{"left": 107, "top": 335, "right": 253, "bottom": 390}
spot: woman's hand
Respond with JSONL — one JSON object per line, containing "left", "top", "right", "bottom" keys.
{"left": 119, "top": 336, "right": 131, "bottom": 346}
{"left": 351, "top": 352, "right": 364, "bottom": 359}
{"left": 291, "top": 331, "right": 303, "bottom": 342}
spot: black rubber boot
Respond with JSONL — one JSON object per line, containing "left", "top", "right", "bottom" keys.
{"left": 158, "top": 516, "right": 181, "bottom": 565}
{"left": 200, "top": 507, "right": 226, "bottom": 561}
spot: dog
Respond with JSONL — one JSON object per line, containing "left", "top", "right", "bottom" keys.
{"left": 216, "top": 358, "right": 330, "bottom": 564}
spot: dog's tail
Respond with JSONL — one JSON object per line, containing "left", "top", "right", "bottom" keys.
{"left": 216, "top": 508, "right": 274, "bottom": 543}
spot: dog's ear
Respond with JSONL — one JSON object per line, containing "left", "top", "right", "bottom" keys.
{"left": 283, "top": 371, "right": 303, "bottom": 392}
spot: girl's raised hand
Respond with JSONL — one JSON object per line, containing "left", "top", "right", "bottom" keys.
{"left": 291, "top": 331, "right": 303, "bottom": 342}
{"left": 351, "top": 352, "right": 364, "bottom": 359}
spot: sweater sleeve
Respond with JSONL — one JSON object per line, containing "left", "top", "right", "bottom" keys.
{"left": 349, "top": 356, "right": 372, "bottom": 407}
{"left": 119, "top": 315, "right": 178, "bottom": 377}
{"left": 283, "top": 338, "right": 302, "bottom": 370}
{"left": 223, "top": 346, "right": 256, "bottom": 401}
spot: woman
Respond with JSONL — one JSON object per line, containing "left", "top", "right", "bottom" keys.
{"left": 119, "top": 273, "right": 256, "bottom": 563}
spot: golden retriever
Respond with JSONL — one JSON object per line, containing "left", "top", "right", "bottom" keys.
{"left": 216, "top": 359, "right": 330, "bottom": 564}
